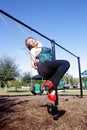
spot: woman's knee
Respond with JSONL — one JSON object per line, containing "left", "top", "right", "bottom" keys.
{"left": 65, "top": 60, "right": 70, "bottom": 69}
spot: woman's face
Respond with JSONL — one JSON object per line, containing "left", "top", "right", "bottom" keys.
{"left": 26, "top": 38, "right": 38, "bottom": 48}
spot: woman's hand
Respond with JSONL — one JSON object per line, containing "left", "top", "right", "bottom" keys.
{"left": 32, "top": 62, "right": 38, "bottom": 69}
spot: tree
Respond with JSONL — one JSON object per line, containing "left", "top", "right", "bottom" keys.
{"left": 11, "top": 79, "right": 22, "bottom": 91}
{"left": 62, "top": 73, "right": 70, "bottom": 84}
{"left": 82, "top": 76, "right": 87, "bottom": 88}
{"left": 0, "top": 56, "right": 19, "bottom": 91}
{"left": 21, "top": 72, "right": 31, "bottom": 86}
{"left": 62, "top": 73, "right": 78, "bottom": 88}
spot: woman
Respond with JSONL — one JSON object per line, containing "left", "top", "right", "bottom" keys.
{"left": 25, "top": 37, "right": 70, "bottom": 101}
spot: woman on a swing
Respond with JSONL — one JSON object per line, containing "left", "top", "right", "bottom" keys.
{"left": 25, "top": 37, "right": 70, "bottom": 101}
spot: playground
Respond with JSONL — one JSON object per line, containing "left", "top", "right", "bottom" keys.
{"left": 0, "top": 9, "right": 87, "bottom": 130}
{"left": 0, "top": 95, "right": 87, "bottom": 130}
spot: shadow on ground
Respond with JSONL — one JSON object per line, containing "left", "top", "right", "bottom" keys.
{"left": 40, "top": 103, "right": 66, "bottom": 120}
{"left": 0, "top": 98, "right": 29, "bottom": 129}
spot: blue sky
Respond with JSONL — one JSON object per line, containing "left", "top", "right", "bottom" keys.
{"left": 0, "top": 0, "right": 87, "bottom": 77}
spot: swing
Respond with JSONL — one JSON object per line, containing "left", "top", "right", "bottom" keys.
{"left": 32, "top": 37, "right": 58, "bottom": 105}
{"left": 0, "top": 14, "right": 58, "bottom": 107}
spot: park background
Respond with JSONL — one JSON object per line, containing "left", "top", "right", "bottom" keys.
{"left": 0, "top": 0, "right": 87, "bottom": 96}
{"left": 0, "top": 0, "right": 87, "bottom": 77}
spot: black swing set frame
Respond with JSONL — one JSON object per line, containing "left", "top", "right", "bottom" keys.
{"left": 0, "top": 9, "right": 83, "bottom": 106}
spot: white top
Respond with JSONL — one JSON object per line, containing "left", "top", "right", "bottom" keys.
{"left": 30, "top": 40, "right": 42, "bottom": 69}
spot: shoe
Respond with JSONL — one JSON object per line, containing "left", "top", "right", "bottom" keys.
{"left": 31, "top": 90, "right": 37, "bottom": 95}
{"left": 48, "top": 90, "right": 56, "bottom": 101}
{"left": 44, "top": 81, "right": 54, "bottom": 91}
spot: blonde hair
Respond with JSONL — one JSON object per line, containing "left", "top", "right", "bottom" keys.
{"left": 25, "top": 37, "right": 37, "bottom": 50}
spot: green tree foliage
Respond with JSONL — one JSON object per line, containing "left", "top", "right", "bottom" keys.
{"left": 32, "top": 80, "right": 43, "bottom": 86}
{"left": 82, "top": 76, "right": 87, "bottom": 88}
{"left": 11, "top": 79, "right": 22, "bottom": 88}
{"left": 62, "top": 73, "right": 70, "bottom": 84}
{"left": 62, "top": 73, "right": 78, "bottom": 87}
{"left": 21, "top": 72, "right": 31, "bottom": 86}
{"left": 0, "top": 56, "right": 19, "bottom": 85}
{"left": 82, "top": 76, "right": 87, "bottom": 83}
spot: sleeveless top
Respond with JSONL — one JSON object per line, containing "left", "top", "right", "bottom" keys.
{"left": 36, "top": 47, "right": 53, "bottom": 62}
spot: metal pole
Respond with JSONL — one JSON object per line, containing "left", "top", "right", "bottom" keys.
{"left": 51, "top": 40, "right": 58, "bottom": 105}
{"left": 51, "top": 40, "right": 56, "bottom": 60}
{"left": 77, "top": 57, "right": 83, "bottom": 97}
{"left": 0, "top": 9, "right": 52, "bottom": 42}
{"left": 0, "top": 10, "right": 78, "bottom": 58}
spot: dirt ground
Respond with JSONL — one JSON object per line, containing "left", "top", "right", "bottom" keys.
{"left": 0, "top": 95, "right": 87, "bottom": 130}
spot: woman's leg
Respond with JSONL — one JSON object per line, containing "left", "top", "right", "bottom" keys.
{"left": 37, "top": 62, "right": 54, "bottom": 79}
{"left": 37, "top": 60, "right": 70, "bottom": 101}
{"left": 48, "top": 60, "right": 70, "bottom": 90}
{"left": 37, "top": 60, "right": 70, "bottom": 88}
{"left": 45, "top": 60, "right": 70, "bottom": 101}
{"left": 37, "top": 60, "right": 70, "bottom": 85}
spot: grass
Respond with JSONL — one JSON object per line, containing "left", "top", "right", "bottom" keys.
{"left": 0, "top": 87, "right": 32, "bottom": 96}
{"left": 58, "top": 89, "right": 87, "bottom": 96}
{"left": 0, "top": 87, "right": 87, "bottom": 96}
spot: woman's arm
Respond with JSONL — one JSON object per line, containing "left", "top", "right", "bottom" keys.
{"left": 30, "top": 49, "right": 38, "bottom": 69}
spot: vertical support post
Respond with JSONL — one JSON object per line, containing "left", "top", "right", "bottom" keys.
{"left": 77, "top": 57, "right": 83, "bottom": 97}
{"left": 51, "top": 40, "right": 56, "bottom": 60}
{"left": 51, "top": 40, "right": 58, "bottom": 106}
